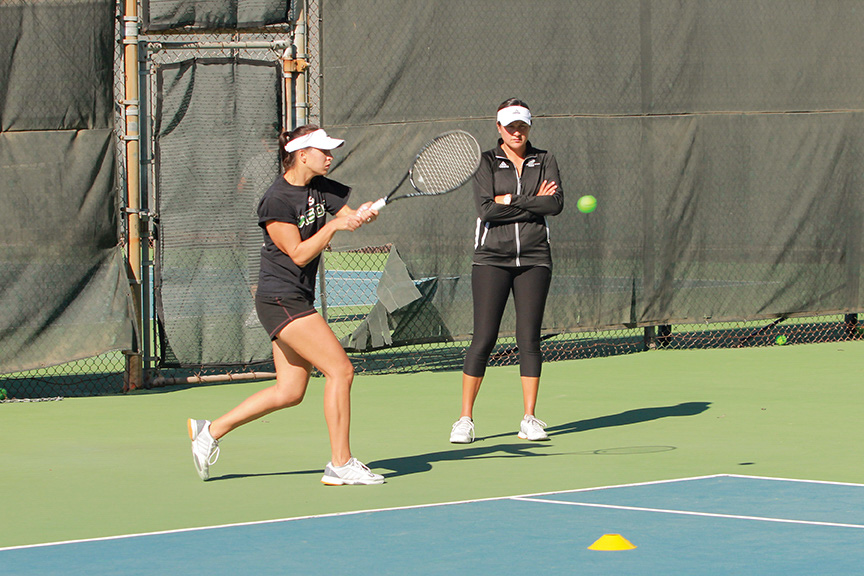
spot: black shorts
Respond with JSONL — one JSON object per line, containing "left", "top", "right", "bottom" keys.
{"left": 255, "top": 294, "right": 316, "bottom": 340}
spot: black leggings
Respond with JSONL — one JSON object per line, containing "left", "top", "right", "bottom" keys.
{"left": 463, "top": 264, "right": 552, "bottom": 378}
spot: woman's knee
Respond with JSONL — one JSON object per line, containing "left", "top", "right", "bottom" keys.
{"left": 468, "top": 332, "right": 498, "bottom": 358}
{"left": 272, "top": 383, "right": 306, "bottom": 408}
{"left": 323, "top": 359, "right": 354, "bottom": 387}
{"left": 515, "top": 334, "right": 541, "bottom": 354}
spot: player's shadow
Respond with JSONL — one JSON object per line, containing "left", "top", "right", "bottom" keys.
{"left": 209, "top": 469, "right": 322, "bottom": 481}
{"left": 208, "top": 445, "right": 555, "bottom": 482}
{"left": 475, "top": 401, "right": 712, "bottom": 442}
{"left": 210, "top": 402, "right": 711, "bottom": 481}
{"left": 370, "top": 401, "right": 711, "bottom": 478}
{"left": 368, "top": 442, "right": 557, "bottom": 479}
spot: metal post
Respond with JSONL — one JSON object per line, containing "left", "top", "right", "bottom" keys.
{"left": 122, "top": 0, "right": 143, "bottom": 391}
{"left": 138, "top": 37, "right": 153, "bottom": 387}
{"left": 290, "top": 2, "right": 309, "bottom": 127}
{"left": 284, "top": 2, "right": 325, "bottom": 320}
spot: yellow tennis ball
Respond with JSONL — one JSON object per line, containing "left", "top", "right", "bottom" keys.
{"left": 577, "top": 195, "right": 597, "bottom": 214}
{"left": 775, "top": 335, "right": 787, "bottom": 346}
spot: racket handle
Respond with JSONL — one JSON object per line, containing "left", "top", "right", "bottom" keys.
{"left": 370, "top": 197, "right": 387, "bottom": 211}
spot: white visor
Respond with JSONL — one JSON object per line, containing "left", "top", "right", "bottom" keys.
{"left": 284, "top": 129, "right": 345, "bottom": 153}
{"left": 496, "top": 105, "right": 532, "bottom": 127}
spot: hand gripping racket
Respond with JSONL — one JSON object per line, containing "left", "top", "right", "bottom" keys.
{"left": 368, "top": 130, "right": 482, "bottom": 212}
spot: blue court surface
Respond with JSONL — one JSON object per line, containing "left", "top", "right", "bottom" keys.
{"left": 316, "top": 269, "right": 382, "bottom": 308}
{"left": 3, "top": 474, "right": 863, "bottom": 575}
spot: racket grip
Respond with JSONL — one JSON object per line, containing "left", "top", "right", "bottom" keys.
{"left": 370, "top": 197, "right": 387, "bottom": 211}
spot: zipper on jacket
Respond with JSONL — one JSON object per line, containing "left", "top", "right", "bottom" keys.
{"left": 514, "top": 165, "right": 522, "bottom": 266}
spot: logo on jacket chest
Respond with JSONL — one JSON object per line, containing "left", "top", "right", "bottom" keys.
{"left": 499, "top": 159, "right": 538, "bottom": 169}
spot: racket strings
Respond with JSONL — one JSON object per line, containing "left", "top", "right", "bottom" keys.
{"left": 411, "top": 132, "right": 480, "bottom": 195}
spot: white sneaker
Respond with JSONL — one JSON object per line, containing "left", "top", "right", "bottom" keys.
{"left": 321, "top": 457, "right": 385, "bottom": 485}
{"left": 188, "top": 419, "right": 220, "bottom": 480}
{"left": 518, "top": 415, "right": 549, "bottom": 441}
{"left": 450, "top": 416, "right": 475, "bottom": 443}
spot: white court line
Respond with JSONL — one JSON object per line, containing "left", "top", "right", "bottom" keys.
{"left": 724, "top": 473, "right": 864, "bottom": 488}
{"left": 3, "top": 474, "right": 859, "bottom": 552}
{"left": 510, "top": 497, "right": 864, "bottom": 530}
{"left": 519, "top": 473, "right": 726, "bottom": 497}
{"left": 0, "top": 474, "right": 724, "bottom": 553}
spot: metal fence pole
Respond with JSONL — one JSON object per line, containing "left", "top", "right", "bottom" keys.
{"left": 122, "top": 0, "right": 143, "bottom": 391}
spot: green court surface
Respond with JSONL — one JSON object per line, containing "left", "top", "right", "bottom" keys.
{"left": 2, "top": 340, "right": 862, "bottom": 552}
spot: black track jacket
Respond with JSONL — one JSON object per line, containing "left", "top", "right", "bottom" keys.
{"left": 472, "top": 141, "right": 564, "bottom": 268}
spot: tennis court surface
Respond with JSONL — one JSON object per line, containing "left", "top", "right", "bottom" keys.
{"left": 2, "top": 340, "right": 862, "bottom": 574}
{"left": 3, "top": 475, "right": 864, "bottom": 575}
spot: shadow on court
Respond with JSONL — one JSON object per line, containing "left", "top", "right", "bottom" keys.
{"left": 474, "top": 401, "right": 712, "bottom": 442}
{"left": 208, "top": 468, "right": 323, "bottom": 482}
{"left": 368, "top": 402, "right": 711, "bottom": 479}
{"left": 548, "top": 400, "right": 712, "bottom": 435}
{"left": 207, "top": 403, "right": 711, "bottom": 481}
{"left": 207, "top": 444, "right": 559, "bottom": 481}
{"left": 369, "top": 442, "right": 559, "bottom": 478}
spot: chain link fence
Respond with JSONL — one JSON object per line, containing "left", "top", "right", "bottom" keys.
{"left": 3, "top": 0, "right": 863, "bottom": 399}
{"left": 1, "top": 0, "right": 134, "bottom": 399}
{"left": 311, "top": 0, "right": 864, "bottom": 375}
{"left": 133, "top": 22, "right": 294, "bottom": 383}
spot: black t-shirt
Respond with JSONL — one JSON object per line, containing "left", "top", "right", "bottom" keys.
{"left": 256, "top": 175, "right": 350, "bottom": 301}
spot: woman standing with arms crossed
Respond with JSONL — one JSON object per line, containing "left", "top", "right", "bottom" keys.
{"left": 450, "top": 99, "right": 564, "bottom": 444}
{"left": 188, "top": 125, "right": 385, "bottom": 485}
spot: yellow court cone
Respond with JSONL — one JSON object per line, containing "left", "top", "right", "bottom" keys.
{"left": 588, "top": 533, "right": 637, "bottom": 551}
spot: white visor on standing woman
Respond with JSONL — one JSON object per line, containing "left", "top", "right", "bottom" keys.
{"left": 496, "top": 105, "right": 532, "bottom": 127}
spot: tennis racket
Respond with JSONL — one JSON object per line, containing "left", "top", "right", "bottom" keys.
{"left": 368, "top": 130, "right": 481, "bottom": 212}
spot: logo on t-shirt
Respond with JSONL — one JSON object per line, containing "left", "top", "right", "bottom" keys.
{"left": 298, "top": 201, "right": 326, "bottom": 229}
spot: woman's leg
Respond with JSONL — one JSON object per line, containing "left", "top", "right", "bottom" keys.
{"left": 210, "top": 312, "right": 354, "bottom": 466}
{"left": 274, "top": 312, "right": 355, "bottom": 467}
{"left": 461, "top": 265, "right": 513, "bottom": 417}
{"left": 511, "top": 266, "right": 552, "bottom": 416}
{"left": 459, "top": 374, "right": 483, "bottom": 419}
{"left": 519, "top": 376, "right": 541, "bottom": 417}
{"left": 209, "top": 338, "right": 312, "bottom": 440}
